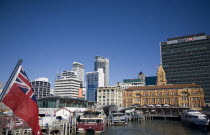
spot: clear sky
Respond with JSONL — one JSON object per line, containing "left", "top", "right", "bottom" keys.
{"left": 0, "top": 0, "right": 210, "bottom": 87}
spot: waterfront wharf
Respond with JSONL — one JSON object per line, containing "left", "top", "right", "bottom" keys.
{"left": 136, "top": 107, "right": 189, "bottom": 116}
{"left": 131, "top": 107, "right": 190, "bottom": 121}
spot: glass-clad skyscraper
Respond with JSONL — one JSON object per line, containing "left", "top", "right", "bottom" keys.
{"left": 161, "top": 33, "right": 210, "bottom": 103}
{"left": 94, "top": 56, "right": 109, "bottom": 86}
{"left": 86, "top": 68, "right": 104, "bottom": 102}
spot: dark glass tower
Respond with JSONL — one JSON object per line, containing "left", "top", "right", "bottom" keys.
{"left": 161, "top": 33, "right": 210, "bottom": 103}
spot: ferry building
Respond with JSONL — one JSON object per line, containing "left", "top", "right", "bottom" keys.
{"left": 123, "top": 65, "right": 205, "bottom": 110}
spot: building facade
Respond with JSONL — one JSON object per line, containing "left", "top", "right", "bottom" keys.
{"left": 30, "top": 77, "right": 51, "bottom": 99}
{"left": 161, "top": 33, "right": 210, "bottom": 103}
{"left": 54, "top": 62, "right": 85, "bottom": 98}
{"left": 37, "top": 97, "right": 94, "bottom": 116}
{"left": 54, "top": 77, "right": 81, "bottom": 98}
{"left": 124, "top": 84, "right": 205, "bottom": 109}
{"left": 124, "top": 65, "right": 205, "bottom": 109}
{"left": 72, "top": 62, "right": 85, "bottom": 86}
{"left": 97, "top": 86, "right": 123, "bottom": 106}
{"left": 94, "top": 56, "right": 109, "bottom": 86}
{"left": 86, "top": 68, "right": 104, "bottom": 102}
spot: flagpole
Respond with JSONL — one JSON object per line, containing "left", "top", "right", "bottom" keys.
{"left": 0, "top": 59, "right": 22, "bottom": 101}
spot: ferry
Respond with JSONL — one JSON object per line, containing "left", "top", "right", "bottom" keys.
{"left": 111, "top": 111, "right": 128, "bottom": 125}
{"left": 181, "top": 108, "right": 209, "bottom": 127}
{"left": 77, "top": 109, "right": 108, "bottom": 134}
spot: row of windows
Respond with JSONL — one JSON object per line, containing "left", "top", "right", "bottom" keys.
{"left": 38, "top": 99, "right": 93, "bottom": 108}
{"left": 162, "top": 46, "right": 208, "bottom": 55}
{"left": 162, "top": 50, "right": 210, "bottom": 58}
{"left": 167, "top": 73, "right": 210, "bottom": 77}
{"left": 164, "top": 67, "right": 210, "bottom": 73}
{"left": 162, "top": 42, "right": 210, "bottom": 51}
{"left": 132, "top": 97, "right": 200, "bottom": 103}
{"left": 164, "top": 64, "right": 209, "bottom": 70}
{"left": 163, "top": 60, "right": 210, "bottom": 66}
{"left": 167, "top": 76, "right": 210, "bottom": 80}
{"left": 163, "top": 56, "right": 210, "bottom": 64}
{"left": 98, "top": 95, "right": 121, "bottom": 98}
{"left": 98, "top": 89, "right": 115, "bottom": 92}
{"left": 162, "top": 55, "right": 210, "bottom": 64}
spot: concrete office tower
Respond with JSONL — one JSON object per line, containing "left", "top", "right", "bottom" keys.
{"left": 30, "top": 77, "right": 50, "bottom": 99}
{"left": 86, "top": 68, "right": 104, "bottom": 102}
{"left": 54, "top": 62, "right": 84, "bottom": 98}
{"left": 94, "top": 56, "right": 109, "bottom": 86}
{"left": 54, "top": 70, "right": 80, "bottom": 98}
{"left": 161, "top": 33, "right": 210, "bottom": 103}
{"left": 72, "top": 62, "right": 85, "bottom": 86}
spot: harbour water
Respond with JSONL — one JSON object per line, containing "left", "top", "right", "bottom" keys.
{"left": 103, "top": 120, "right": 210, "bottom": 135}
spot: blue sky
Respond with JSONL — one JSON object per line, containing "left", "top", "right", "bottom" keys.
{"left": 0, "top": 0, "right": 210, "bottom": 87}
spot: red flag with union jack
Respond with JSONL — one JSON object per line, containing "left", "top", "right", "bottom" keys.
{"left": 0, "top": 60, "right": 42, "bottom": 135}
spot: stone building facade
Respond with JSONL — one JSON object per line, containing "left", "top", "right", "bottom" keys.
{"left": 97, "top": 86, "right": 123, "bottom": 107}
{"left": 123, "top": 65, "right": 205, "bottom": 110}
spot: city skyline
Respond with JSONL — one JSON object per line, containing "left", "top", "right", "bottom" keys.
{"left": 0, "top": 0, "right": 210, "bottom": 87}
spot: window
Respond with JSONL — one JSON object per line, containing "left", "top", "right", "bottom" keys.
{"left": 128, "top": 93, "right": 132, "bottom": 96}
{"left": 128, "top": 99, "right": 132, "bottom": 102}
{"left": 182, "top": 92, "right": 187, "bottom": 95}
{"left": 136, "top": 93, "right": 141, "bottom": 96}
{"left": 182, "top": 97, "right": 187, "bottom": 101}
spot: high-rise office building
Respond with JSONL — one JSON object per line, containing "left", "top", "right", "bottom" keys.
{"left": 30, "top": 77, "right": 51, "bottom": 99}
{"left": 161, "top": 33, "right": 210, "bottom": 103}
{"left": 94, "top": 56, "right": 109, "bottom": 86}
{"left": 72, "top": 62, "right": 85, "bottom": 86}
{"left": 54, "top": 62, "right": 84, "bottom": 98}
{"left": 54, "top": 71, "right": 80, "bottom": 98}
{"left": 86, "top": 68, "right": 104, "bottom": 102}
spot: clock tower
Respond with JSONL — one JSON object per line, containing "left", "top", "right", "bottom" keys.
{"left": 156, "top": 65, "right": 167, "bottom": 86}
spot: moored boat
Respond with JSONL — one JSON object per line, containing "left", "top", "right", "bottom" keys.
{"left": 181, "top": 108, "right": 209, "bottom": 127}
{"left": 111, "top": 112, "right": 128, "bottom": 125}
{"left": 77, "top": 109, "right": 107, "bottom": 134}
